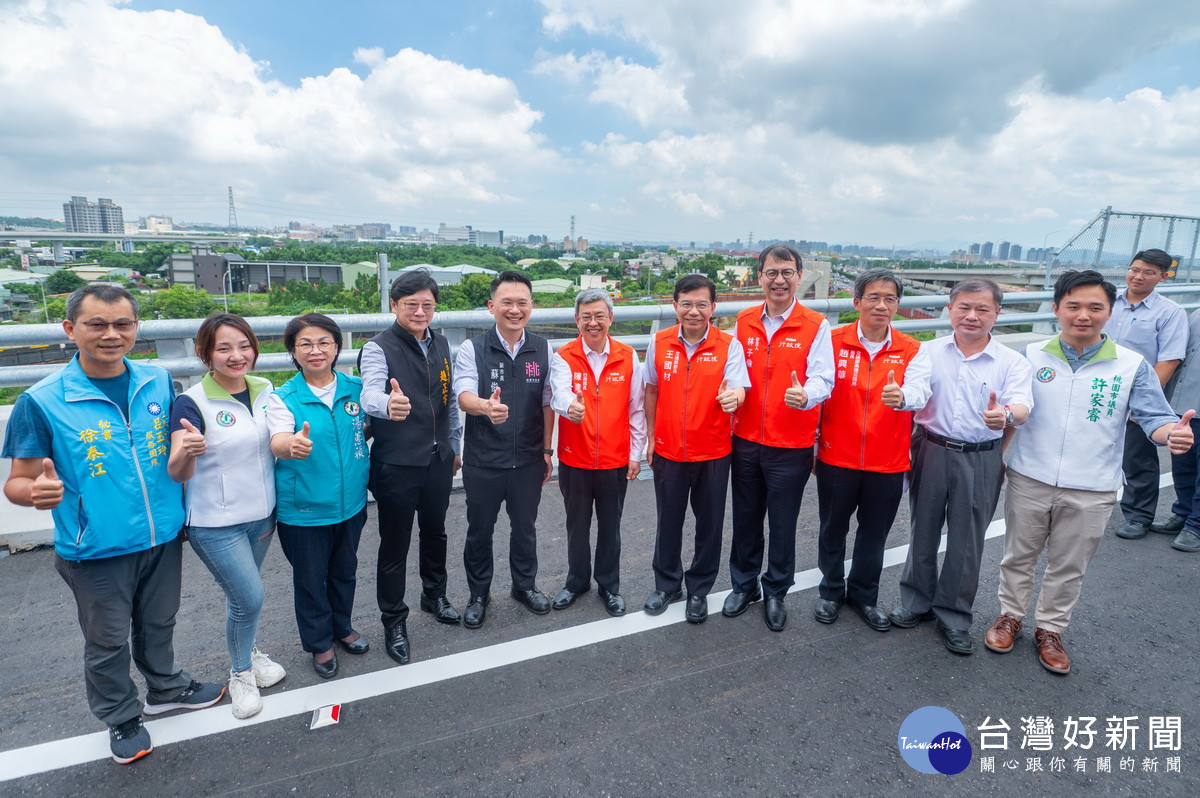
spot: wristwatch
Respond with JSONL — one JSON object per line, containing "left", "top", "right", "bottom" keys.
{"left": 543, "top": 448, "right": 553, "bottom": 455}
{"left": 1004, "top": 406, "right": 1015, "bottom": 427}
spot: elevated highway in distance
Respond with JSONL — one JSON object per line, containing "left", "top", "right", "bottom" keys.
{"left": 0, "top": 229, "right": 237, "bottom": 245}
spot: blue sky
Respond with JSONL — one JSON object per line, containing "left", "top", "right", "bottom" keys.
{"left": 3, "top": 0, "right": 1200, "bottom": 251}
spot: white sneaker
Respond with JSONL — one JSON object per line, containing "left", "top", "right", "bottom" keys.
{"left": 251, "top": 648, "right": 286, "bottom": 688}
{"left": 229, "top": 669, "right": 262, "bottom": 719}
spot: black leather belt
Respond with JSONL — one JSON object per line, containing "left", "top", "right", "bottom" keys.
{"left": 920, "top": 428, "right": 999, "bottom": 453}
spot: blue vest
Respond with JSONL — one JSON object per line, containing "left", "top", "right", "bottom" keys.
{"left": 24, "top": 355, "right": 184, "bottom": 561}
{"left": 273, "top": 371, "right": 370, "bottom": 526}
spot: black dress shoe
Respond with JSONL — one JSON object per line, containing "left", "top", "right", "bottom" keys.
{"left": 889, "top": 606, "right": 936, "bottom": 629}
{"left": 337, "top": 632, "right": 369, "bottom": 655}
{"left": 511, "top": 588, "right": 551, "bottom": 615}
{"left": 552, "top": 587, "right": 588, "bottom": 610}
{"left": 419, "top": 595, "right": 461, "bottom": 625}
{"left": 312, "top": 652, "right": 338, "bottom": 679}
{"left": 1151, "top": 513, "right": 1187, "bottom": 534}
{"left": 813, "top": 598, "right": 842, "bottom": 624}
{"left": 598, "top": 587, "right": 626, "bottom": 617}
{"left": 463, "top": 595, "right": 488, "bottom": 629}
{"left": 848, "top": 601, "right": 891, "bottom": 632}
{"left": 721, "top": 584, "right": 762, "bottom": 618}
{"left": 643, "top": 589, "right": 683, "bottom": 616}
{"left": 684, "top": 594, "right": 708, "bottom": 624}
{"left": 764, "top": 597, "right": 787, "bottom": 631}
{"left": 937, "top": 621, "right": 974, "bottom": 655}
{"left": 384, "top": 621, "right": 411, "bottom": 665}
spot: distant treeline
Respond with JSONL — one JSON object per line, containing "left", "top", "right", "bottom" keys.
{"left": 1, "top": 216, "right": 66, "bottom": 229}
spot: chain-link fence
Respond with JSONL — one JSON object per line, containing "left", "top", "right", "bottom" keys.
{"left": 1048, "top": 207, "right": 1200, "bottom": 287}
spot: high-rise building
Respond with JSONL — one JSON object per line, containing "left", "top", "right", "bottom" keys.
{"left": 63, "top": 196, "right": 125, "bottom": 234}
{"left": 969, "top": 243, "right": 981, "bottom": 255}
{"left": 981, "top": 241, "right": 994, "bottom": 261}
{"left": 1009, "top": 244, "right": 1022, "bottom": 261}
{"left": 437, "top": 224, "right": 472, "bottom": 244}
{"left": 997, "top": 241, "right": 1010, "bottom": 260}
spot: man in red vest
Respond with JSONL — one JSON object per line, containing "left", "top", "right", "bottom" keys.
{"left": 549, "top": 288, "right": 646, "bottom": 617}
{"left": 814, "top": 268, "right": 920, "bottom": 632}
{"left": 643, "top": 274, "right": 750, "bottom": 623}
{"left": 724, "top": 245, "right": 834, "bottom": 631}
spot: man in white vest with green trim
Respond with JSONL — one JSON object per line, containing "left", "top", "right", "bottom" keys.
{"left": 984, "top": 270, "right": 1194, "bottom": 675}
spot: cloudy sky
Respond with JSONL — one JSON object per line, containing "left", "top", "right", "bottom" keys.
{"left": 2, "top": 0, "right": 1200, "bottom": 251}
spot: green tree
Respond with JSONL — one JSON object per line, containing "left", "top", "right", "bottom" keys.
{"left": 439, "top": 273, "right": 493, "bottom": 310}
{"left": 45, "top": 270, "right": 87, "bottom": 294}
{"left": 142, "top": 285, "right": 217, "bottom": 319}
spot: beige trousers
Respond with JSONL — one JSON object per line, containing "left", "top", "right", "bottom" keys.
{"left": 997, "top": 469, "right": 1117, "bottom": 634}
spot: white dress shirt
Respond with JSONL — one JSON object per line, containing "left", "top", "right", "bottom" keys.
{"left": 452, "top": 327, "right": 552, "bottom": 406}
{"left": 548, "top": 337, "right": 648, "bottom": 462}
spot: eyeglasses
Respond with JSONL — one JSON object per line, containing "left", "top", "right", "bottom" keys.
{"left": 577, "top": 313, "right": 610, "bottom": 324}
{"left": 676, "top": 300, "right": 712, "bottom": 311}
{"left": 400, "top": 302, "right": 436, "bottom": 314}
{"left": 861, "top": 294, "right": 899, "bottom": 306}
{"left": 761, "top": 269, "right": 798, "bottom": 280}
{"left": 496, "top": 299, "right": 532, "bottom": 310}
{"left": 295, "top": 340, "right": 336, "bottom": 353}
{"left": 1127, "top": 267, "right": 1164, "bottom": 278}
{"left": 80, "top": 320, "right": 136, "bottom": 332}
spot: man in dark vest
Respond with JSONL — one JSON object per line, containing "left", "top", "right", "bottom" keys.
{"left": 360, "top": 270, "right": 462, "bottom": 664}
{"left": 453, "top": 270, "right": 555, "bottom": 629}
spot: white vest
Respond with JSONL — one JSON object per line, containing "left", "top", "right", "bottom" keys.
{"left": 1008, "top": 337, "right": 1143, "bottom": 492}
{"left": 182, "top": 374, "right": 276, "bottom": 527}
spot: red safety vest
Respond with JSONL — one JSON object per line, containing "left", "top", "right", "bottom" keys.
{"left": 651, "top": 325, "right": 733, "bottom": 461}
{"left": 556, "top": 336, "right": 637, "bottom": 470}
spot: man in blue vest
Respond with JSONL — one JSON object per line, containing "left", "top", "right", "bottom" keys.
{"left": 361, "top": 270, "right": 464, "bottom": 664}
{"left": 2, "top": 284, "right": 224, "bottom": 765}
{"left": 453, "top": 270, "right": 555, "bottom": 629}
{"left": 984, "top": 270, "right": 1193, "bottom": 674}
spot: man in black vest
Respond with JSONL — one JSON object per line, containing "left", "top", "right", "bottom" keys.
{"left": 360, "top": 270, "right": 463, "bottom": 664}
{"left": 453, "top": 270, "right": 555, "bottom": 629}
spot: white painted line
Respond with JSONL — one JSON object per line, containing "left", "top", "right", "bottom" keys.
{"left": 0, "top": 471, "right": 1172, "bottom": 781}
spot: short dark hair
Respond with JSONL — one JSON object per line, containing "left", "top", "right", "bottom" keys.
{"left": 66, "top": 283, "right": 139, "bottom": 322}
{"left": 1130, "top": 248, "right": 1173, "bottom": 272}
{"left": 854, "top": 268, "right": 904, "bottom": 300}
{"left": 195, "top": 313, "right": 260, "bottom": 370}
{"left": 390, "top": 269, "right": 440, "bottom": 302}
{"left": 1053, "top": 269, "right": 1116, "bottom": 307}
{"left": 949, "top": 277, "right": 1003, "bottom": 307}
{"left": 489, "top": 269, "right": 532, "bottom": 298}
{"left": 283, "top": 312, "right": 343, "bottom": 370}
{"left": 757, "top": 245, "right": 802, "bottom": 272}
{"left": 674, "top": 273, "right": 716, "bottom": 303}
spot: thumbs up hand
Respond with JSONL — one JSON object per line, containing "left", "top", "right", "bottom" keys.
{"left": 387, "top": 377, "right": 411, "bottom": 421}
{"left": 485, "top": 386, "right": 509, "bottom": 425}
{"left": 179, "top": 418, "right": 207, "bottom": 457}
{"left": 716, "top": 378, "right": 739, "bottom": 413}
{"left": 881, "top": 370, "right": 904, "bottom": 409}
{"left": 568, "top": 390, "right": 586, "bottom": 424}
{"left": 784, "top": 370, "right": 808, "bottom": 409}
{"left": 291, "top": 420, "right": 313, "bottom": 460}
{"left": 983, "top": 390, "right": 1007, "bottom": 430}
{"left": 1168, "top": 409, "right": 1196, "bottom": 455}
{"left": 31, "top": 458, "right": 64, "bottom": 510}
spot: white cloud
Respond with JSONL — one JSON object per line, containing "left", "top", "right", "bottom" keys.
{"left": 0, "top": 0, "right": 556, "bottom": 224}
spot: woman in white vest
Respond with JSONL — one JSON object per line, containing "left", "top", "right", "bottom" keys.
{"left": 168, "top": 313, "right": 285, "bottom": 719}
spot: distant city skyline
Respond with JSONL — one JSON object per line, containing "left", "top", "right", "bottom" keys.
{"left": 2, "top": 1, "right": 1199, "bottom": 250}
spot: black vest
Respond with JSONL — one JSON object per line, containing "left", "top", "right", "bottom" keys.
{"left": 463, "top": 328, "right": 549, "bottom": 469}
{"left": 365, "top": 323, "right": 453, "bottom": 466}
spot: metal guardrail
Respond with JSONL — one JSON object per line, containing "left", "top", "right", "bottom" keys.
{"left": 3, "top": 285, "right": 1200, "bottom": 388}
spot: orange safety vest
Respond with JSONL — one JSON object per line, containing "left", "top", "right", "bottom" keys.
{"left": 651, "top": 325, "right": 733, "bottom": 462}
{"left": 555, "top": 336, "right": 637, "bottom": 470}
{"left": 817, "top": 321, "right": 920, "bottom": 473}
{"left": 733, "top": 302, "right": 826, "bottom": 448}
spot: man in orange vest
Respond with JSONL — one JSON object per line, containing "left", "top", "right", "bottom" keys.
{"left": 723, "top": 245, "right": 834, "bottom": 631}
{"left": 643, "top": 274, "right": 751, "bottom": 623}
{"left": 549, "top": 288, "right": 647, "bottom": 617}
{"left": 814, "top": 268, "right": 920, "bottom": 632}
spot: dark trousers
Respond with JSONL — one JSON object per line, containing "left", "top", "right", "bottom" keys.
{"left": 54, "top": 537, "right": 192, "bottom": 727}
{"left": 652, "top": 453, "right": 731, "bottom": 597}
{"left": 559, "top": 462, "right": 628, "bottom": 594}
{"left": 371, "top": 455, "right": 453, "bottom": 628}
{"left": 899, "top": 432, "right": 1004, "bottom": 630}
{"left": 816, "top": 461, "right": 904, "bottom": 606}
{"left": 463, "top": 460, "right": 545, "bottom": 597}
{"left": 277, "top": 508, "right": 366, "bottom": 654}
{"left": 1169, "top": 418, "right": 1200, "bottom": 534}
{"left": 1122, "top": 419, "right": 1161, "bottom": 524}
{"left": 729, "top": 437, "right": 811, "bottom": 598}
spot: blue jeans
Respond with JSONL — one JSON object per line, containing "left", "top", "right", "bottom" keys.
{"left": 1169, "top": 418, "right": 1200, "bottom": 534}
{"left": 188, "top": 515, "right": 275, "bottom": 673}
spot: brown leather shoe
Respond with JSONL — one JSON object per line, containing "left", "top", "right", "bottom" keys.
{"left": 984, "top": 614, "right": 1023, "bottom": 653}
{"left": 1035, "top": 628, "right": 1070, "bottom": 674}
